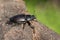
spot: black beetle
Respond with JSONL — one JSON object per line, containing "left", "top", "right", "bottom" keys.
{"left": 6, "top": 14, "right": 36, "bottom": 29}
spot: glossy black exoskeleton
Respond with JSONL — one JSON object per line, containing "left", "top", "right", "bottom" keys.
{"left": 6, "top": 14, "right": 36, "bottom": 29}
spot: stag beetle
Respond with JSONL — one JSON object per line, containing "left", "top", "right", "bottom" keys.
{"left": 6, "top": 14, "right": 36, "bottom": 29}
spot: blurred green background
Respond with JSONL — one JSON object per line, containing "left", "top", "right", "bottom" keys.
{"left": 24, "top": 0, "right": 60, "bottom": 34}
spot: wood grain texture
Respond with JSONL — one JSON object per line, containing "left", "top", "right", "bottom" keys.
{"left": 0, "top": 0, "right": 60, "bottom": 40}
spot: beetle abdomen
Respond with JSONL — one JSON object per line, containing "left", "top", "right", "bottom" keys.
{"left": 10, "top": 14, "right": 26, "bottom": 23}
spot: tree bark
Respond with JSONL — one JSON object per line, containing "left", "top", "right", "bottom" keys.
{"left": 0, "top": 0, "right": 60, "bottom": 40}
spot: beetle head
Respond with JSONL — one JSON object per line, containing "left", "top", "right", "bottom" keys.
{"left": 31, "top": 15, "right": 37, "bottom": 21}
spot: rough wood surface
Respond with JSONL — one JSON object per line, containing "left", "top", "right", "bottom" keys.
{"left": 0, "top": 0, "right": 60, "bottom": 40}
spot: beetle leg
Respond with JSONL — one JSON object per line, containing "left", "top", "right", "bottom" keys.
{"left": 23, "top": 23, "right": 26, "bottom": 29}
{"left": 6, "top": 21, "right": 13, "bottom": 25}
{"left": 27, "top": 21, "right": 34, "bottom": 29}
{"left": 27, "top": 21, "right": 35, "bottom": 33}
